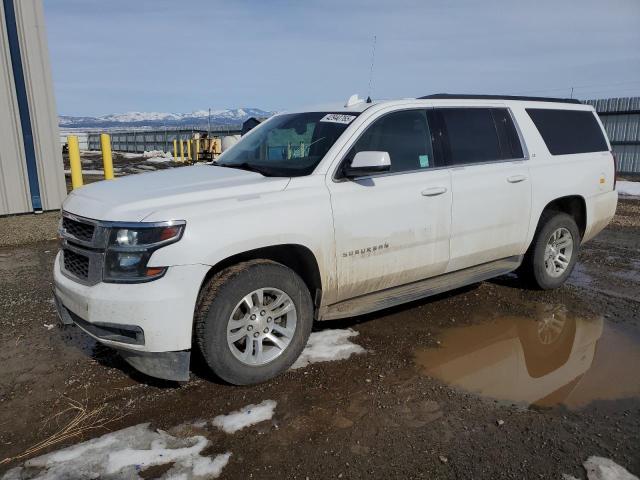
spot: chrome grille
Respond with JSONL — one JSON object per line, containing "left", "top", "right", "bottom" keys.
{"left": 59, "top": 212, "right": 105, "bottom": 285}
{"left": 62, "top": 216, "right": 95, "bottom": 243}
{"left": 63, "top": 249, "right": 90, "bottom": 279}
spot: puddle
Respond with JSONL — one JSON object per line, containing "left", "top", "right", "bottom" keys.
{"left": 414, "top": 305, "right": 640, "bottom": 409}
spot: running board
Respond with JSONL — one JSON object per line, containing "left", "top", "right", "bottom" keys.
{"left": 319, "top": 256, "right": 522, "bottom": 321}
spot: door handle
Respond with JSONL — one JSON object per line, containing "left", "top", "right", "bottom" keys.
{"left": 507, "top": 174, "right": 527, "bottom": 183}
{"left": 421, "top": 186, "right": 448, "bottom": 196}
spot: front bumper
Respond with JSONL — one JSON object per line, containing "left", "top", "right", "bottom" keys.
{"left": 53, "top": 253, "right": 210, "bottom": 381}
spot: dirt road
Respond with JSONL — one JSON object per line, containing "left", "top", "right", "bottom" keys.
{"left": 1, "top": 200, "right": 639, "bottom": 479}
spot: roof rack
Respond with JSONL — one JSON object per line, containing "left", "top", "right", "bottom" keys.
{"left": 418, "top": 93, "right": 582, "bottom": 105}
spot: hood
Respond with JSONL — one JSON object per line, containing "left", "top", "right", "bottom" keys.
{"left": 62, "top": 165, "right": 290, "bottom": 222}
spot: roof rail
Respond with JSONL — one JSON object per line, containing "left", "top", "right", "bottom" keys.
{"left": 418, "top": 93, "right": 582, "bottom": 105}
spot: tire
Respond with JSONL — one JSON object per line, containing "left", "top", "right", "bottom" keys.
{"left": 520, "top": 211, "right": 581, "bottom": 290}
{"left": 194, "top": 259, "right": 313, "bottom": 385}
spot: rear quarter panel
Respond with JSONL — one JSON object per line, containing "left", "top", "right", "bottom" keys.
{"left": 510, "top": 103, "right": 617, "bottom": 249}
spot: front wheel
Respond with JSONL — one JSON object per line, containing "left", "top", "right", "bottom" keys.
{"left": 520, "top": 211, "right": 580, "bottom": 290}
{"left": 194, "top": 260, "right": 313, "bottom": 385}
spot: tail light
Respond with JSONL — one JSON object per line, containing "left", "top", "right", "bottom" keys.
{"left": 611, "top": 151, "right": 617, "bottom": 190}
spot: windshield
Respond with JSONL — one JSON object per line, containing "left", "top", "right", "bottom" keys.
{"left": 215, "top": 112, "right": 358, "bottom": 177}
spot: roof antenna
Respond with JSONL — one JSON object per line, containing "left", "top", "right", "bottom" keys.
{"left": 366, "top": 35, "right": 376, "bottom": 103}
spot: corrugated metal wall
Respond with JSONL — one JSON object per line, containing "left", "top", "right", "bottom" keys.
{"left": 586, "top": 97, "right": 640, "bottom": 174}
{"left": 0, "top": 0, "right": 31, "bottom": 214}
{"left": 0, "top": 0, "right": 65, "bottom": 215}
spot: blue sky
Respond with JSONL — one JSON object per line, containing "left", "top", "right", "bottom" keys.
{"left": 44, "top": 0, "right": 640, "bottom": 116}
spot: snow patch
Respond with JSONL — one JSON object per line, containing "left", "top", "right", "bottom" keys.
{"left": 145, "top": 157, "right": 173, "bottom": 164}
{"left": 291, "top": 328, "right": 365, "bottom": 369}
{"left": 119, "top": 152, "right": 144, "bottom": 159}
{"left": 100, "top": 111, "right": 180, "bottom": 123}
{"left": 144, "top": 150, "right": 175, "bottom": 163}
{"left": 143, "top": 150, "right": 172, "bottom": 159}
{"left": 63, "top": 169, "right": 115, "bottom": 175}
{"left": 617, "top": 180, "right": 640, "bottom": 198}
{"left": 563, "top": 456, "right": 639, "bottom": 480}
{"left": 1, "top": 423, "right": 230, "bottom": 480}
{"left": 212, "top": 400, "right": 277, "bottom": 434}
{"left": 583, "top": 456, "right": 639, "bottom": 480}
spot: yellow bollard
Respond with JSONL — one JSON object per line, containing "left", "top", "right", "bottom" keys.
{"left": 173, "top": 139, "right": 178, "bottom": 161}
{"left": 179, "top": 140, "right": 185, "bottom": 162}
{"left": 100, "top": 133, "right": 114, "bottom": 180}
{"left": 67, "top": 135, "right": 83, "bottom": 189}
{"left": 195, "top": 138, "right": 200, "bottom": 162}
{"left": 187, "top": 139, "right": 192, "bottom": 160}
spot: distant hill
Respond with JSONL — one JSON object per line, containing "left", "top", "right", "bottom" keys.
{"left": 59, "top": 108, "right": 273, "bottom": 129}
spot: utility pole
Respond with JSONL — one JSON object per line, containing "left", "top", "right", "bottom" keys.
{"left": 208, "top": 108, "right": 211, "bottom": 137}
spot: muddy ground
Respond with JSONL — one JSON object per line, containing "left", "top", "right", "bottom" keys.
{"left": 1, "top": 199, "right": 639, "bottom": 479}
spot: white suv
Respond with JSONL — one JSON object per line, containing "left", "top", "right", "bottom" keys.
{"left": 54, "top": 94, "right": 618, "bottom": 384}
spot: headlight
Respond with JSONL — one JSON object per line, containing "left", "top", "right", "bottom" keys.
{"left": 102, "top": 221, "right": 185, "bottom": 283}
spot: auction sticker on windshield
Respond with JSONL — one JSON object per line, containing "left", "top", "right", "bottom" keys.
{"left": 320, "top": 113, "right": 357, "bottom": 124}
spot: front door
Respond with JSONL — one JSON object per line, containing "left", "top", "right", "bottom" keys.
{"left": 327, "top": 109, "right": 452, "bottom": 301}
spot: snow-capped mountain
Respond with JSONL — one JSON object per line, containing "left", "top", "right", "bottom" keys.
{"left": 59, "top": 108, "right": 272, "bottom": 129}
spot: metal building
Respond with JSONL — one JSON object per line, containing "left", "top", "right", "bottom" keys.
{"left": 586, "top": 97, "right": 640, "bottom": 174}
{"left": 0, "top": 0, "right": 65, "bottom": 215}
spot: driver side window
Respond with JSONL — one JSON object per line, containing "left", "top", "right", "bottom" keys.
{"left": 346, "top": 109, "right": 435, "bottom": 174}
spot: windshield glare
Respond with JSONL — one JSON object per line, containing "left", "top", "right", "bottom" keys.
{"left": 215, "top": 112, "right": 357, "bottom": 177}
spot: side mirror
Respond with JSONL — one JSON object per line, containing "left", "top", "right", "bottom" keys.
{"left": 343, "top": 151, "right": 391, "bottom": 178}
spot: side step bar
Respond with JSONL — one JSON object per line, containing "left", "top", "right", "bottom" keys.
{"left": 319, "top": 256, "right": 522, "bottom": 321}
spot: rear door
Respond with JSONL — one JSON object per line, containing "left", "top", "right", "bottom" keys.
{"left": 433, "top": 107, "right": 531, "bottom": 272}
{"left": 327, "top": 109, "right": 452, "bottom": 301}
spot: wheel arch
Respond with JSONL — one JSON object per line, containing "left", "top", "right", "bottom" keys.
{"left": 197, "top": 243, "right": 323, "bottom": 308}
{"left": 535, "top": 195, "right": 587, "bottom": 240}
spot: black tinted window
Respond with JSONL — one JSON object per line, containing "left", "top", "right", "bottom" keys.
{"left": 491, "top": 108, "right": 524, "bottom": 159}
{"left": 526, "top": 109, "right": 608, "bottom": 155}
{"left": 347, "top": 109, "right": 434, "bottom": 174}
{"left": 439, "top": 108, "right": 502, "bottom": 165}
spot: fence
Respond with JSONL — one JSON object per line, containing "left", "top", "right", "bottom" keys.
{"left": 86, "top": 125, "right": 243, "bottom": 153}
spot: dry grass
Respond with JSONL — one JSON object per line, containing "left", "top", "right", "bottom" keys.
{"left": 0, "top": 395, "right": 126, "bottom": 466}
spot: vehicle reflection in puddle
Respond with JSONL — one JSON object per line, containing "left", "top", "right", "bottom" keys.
{"left": 414, "top": 305, "right": 640, "bottom": 408}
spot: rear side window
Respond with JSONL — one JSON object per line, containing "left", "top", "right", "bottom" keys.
{"left": 346, "top": 109, "right": 435, "bottom": 174}
{"left": 437, "top": 108, "right": 502, "bottom": 165}
{"left": 526, "top": 109, "right": 608, "bottom": 155}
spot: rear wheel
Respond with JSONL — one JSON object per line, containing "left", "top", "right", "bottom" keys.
{"left": 194, "top": 260, "right": 313, "bottom": 385}
{"left": 517, "top": 306, "right": 576, "bottom": 377}
{"left": 520, "top": 211, "right": 580, "bottom": 289}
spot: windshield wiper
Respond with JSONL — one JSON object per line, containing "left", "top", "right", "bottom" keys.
{"left": 213, "top": 162, "right": 273, "bottom": 177}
